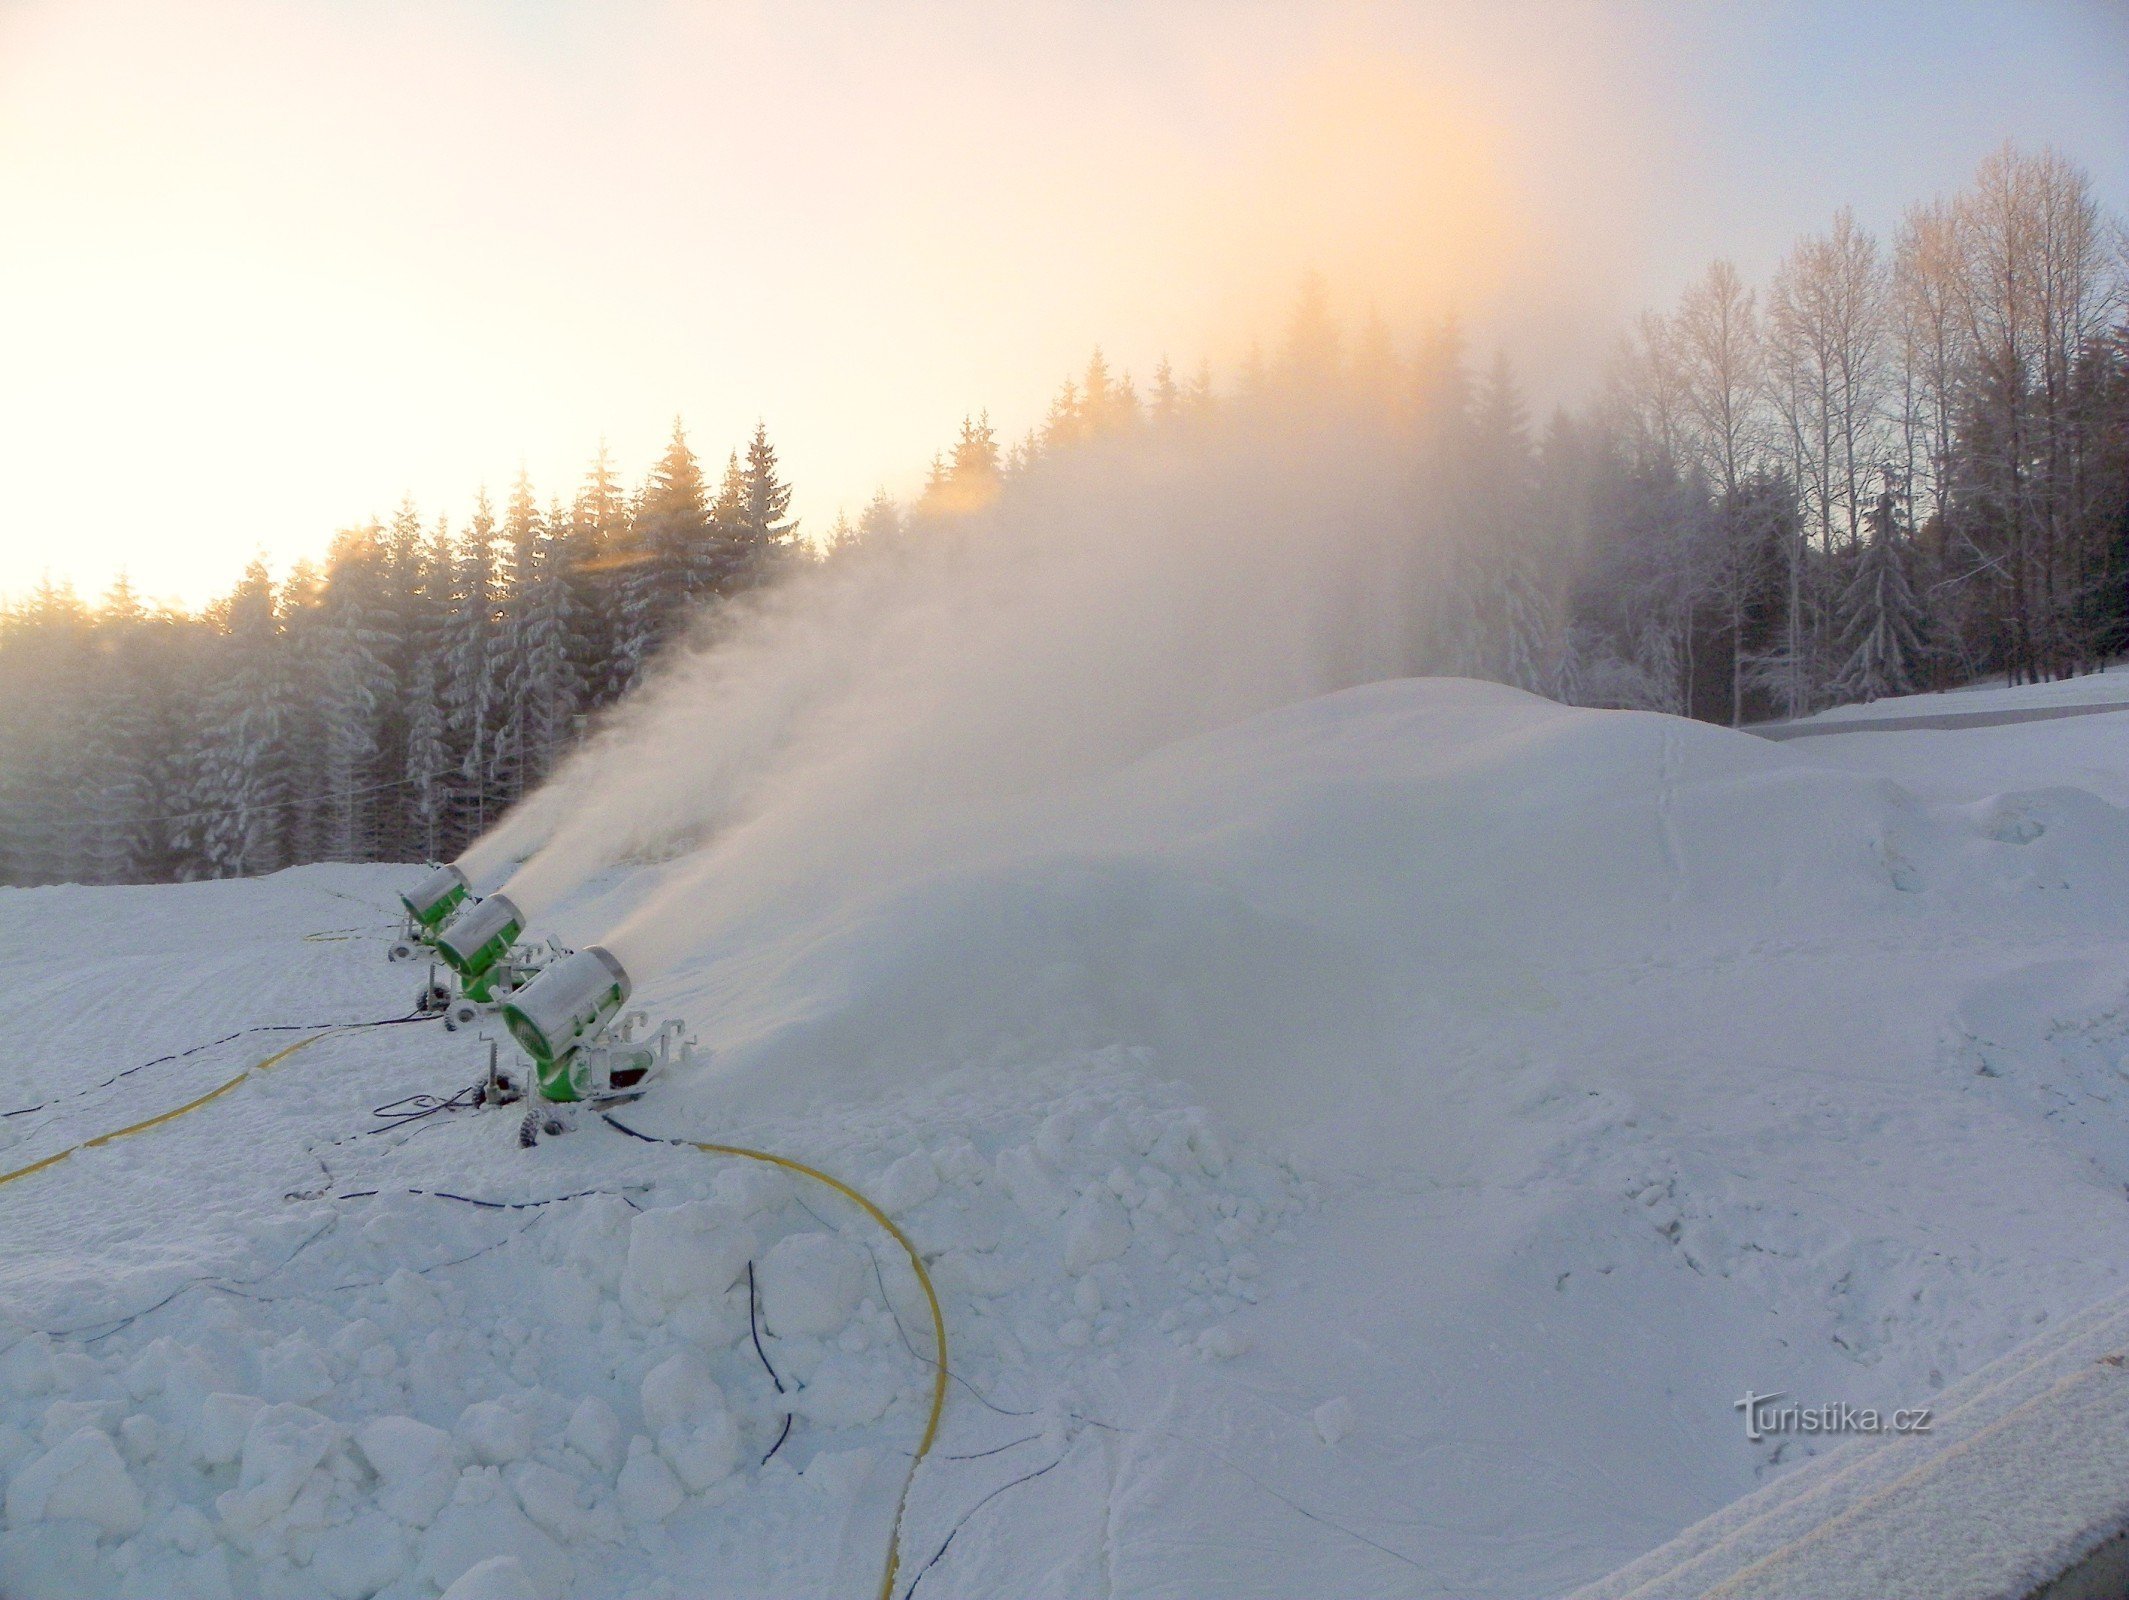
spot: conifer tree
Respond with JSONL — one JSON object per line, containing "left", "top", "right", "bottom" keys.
{"left": 1836, "top": 481, "right": 1928, "bottom": 701}
{"left": 510, "top": 503, "right": 588, "bottom": 788}
{"left": 315, "top": 525, "right": 399, "bottom": 859}
{"left": 445, "top": 495, "right": 503, "bottom": 844}
{"left": 574, "top": 442, "right": 631, "bottom": 706}
{"left": 197, "top": 560, "right": 296, "bottom": 876}
{"left": 491, "top": 472, "right": 545, "bottom": 802}
{"left": 80, "top": 577, "right": 158, "bottom": 883}
{"left": 858, "top": 488, "right": 903, "bottom": 545}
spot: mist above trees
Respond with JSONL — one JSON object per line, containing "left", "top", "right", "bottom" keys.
{"left": 1, "top": 142, "right": 2122, "bottom": 889}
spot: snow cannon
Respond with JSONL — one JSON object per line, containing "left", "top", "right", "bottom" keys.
{"left": 425, "top": 893, "right": 545, "bottom": 1030}
{"left": 387, "top": 864, "right": 471, "bottom": 961}
{"left": 497, "top": 948, "right": 693, "bottom": 1142}
{"left": 435, "top": 893, "right": 524, "bottom": 989}
{"left": 501, "top": 946, "right": 629, "bottom": 1093}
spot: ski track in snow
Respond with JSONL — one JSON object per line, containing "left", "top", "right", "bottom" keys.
{"left": 2, "top": 677, "right": 2129, "bottom": 1598}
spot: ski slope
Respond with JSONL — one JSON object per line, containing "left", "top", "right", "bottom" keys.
{"left": 5, "top": 676, "right": 2129, "bottom": 1599}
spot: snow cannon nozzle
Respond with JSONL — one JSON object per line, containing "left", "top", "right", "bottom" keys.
{"left": 400, "top": 863, "right": 470, "bottom": 931}
{"left": 501, "top": 946, "right": 629, "bottom": 1074}
{"left": 434, "top": 893, "right": 524, "bottom": 982}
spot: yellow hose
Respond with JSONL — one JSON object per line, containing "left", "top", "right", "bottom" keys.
{"left": 0, "top": 1030, "right": 336, "bottom": 1191}
{"left": 0, "top": 1034, "right": 949, "bottom": 1599}
{"left": 684, "top": 1139, "right": 949, "bottom": 1600}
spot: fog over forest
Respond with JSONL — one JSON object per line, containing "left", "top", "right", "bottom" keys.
{"left": 1, "top": 142, "right": 2124, "bottom": 889}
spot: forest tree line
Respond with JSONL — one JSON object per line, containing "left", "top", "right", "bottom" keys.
{"left": 1, "top": 142, "right": 2123, "bottom": 888}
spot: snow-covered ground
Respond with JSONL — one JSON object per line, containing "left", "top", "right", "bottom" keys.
{"left": 1783, "top": 660, "right": 2129, "bottom": 724}
{"left": 5, "top": 675, "right": 2129, "bottom": 1599}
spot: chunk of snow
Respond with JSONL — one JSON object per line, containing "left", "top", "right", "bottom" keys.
{"left": 441, "top": 1555, "right": 542, "bottom": 1600}
{"left": 5, "top": 1426, "right": 146, "bottom": 1537}
{"left": 193, "top": 1392, "right": 265, "bottom": 1470}
{"left": 0, "top": 1332, "right": 55, "bottom": 1398}
{"left": 308, "top": 1509, "right": 408, "bottom": 1600}
{"left": 1195, "top": 1324, "right": 1251, "bottom": 1361}
{"left": 875, "top": 1150, "right": 941, "bottom": 1215}
{"left": 996, "top": 1145, "right": 1072, "bottom": 1220}
{"left": 508, "top": 1460, "right": 592, "bottom": 1544}
{"left": 639, "top": 1350, "right": 727, "bottom": 1436}
{"left": 758, "top": 1232, "right": 866, "bottom": 1338}
{"left": 615, "top": 1437, "right": 683, "bottom": 1524}
{"left": 1312, "top": 1396, "right": 1355, "bottom": 1445}
{"left": 420, "top": 1496, "right": 569, "bottom": 1600}
{"left": 657, "top": 1415, "right": 738, "bottom": 1492}
{"left": 1063, "top": 1190, "right": 1132, "bottom": 1273}
{"left": 214, "top": 1402, "right": 340, "bottom": 1536}
{"left": 619, "top": 1202, "right": 753, "bottom": 1322}
{"left": 456, "top": 1400, "right": 533, "bottom": 1466}
{"left": 260, "top": 1334, "right": 333, "bottom": 1404}
{"left": 355, "top": 1413, "right": 458, "bottom": 1527}
{"left": 565, "top": 1395, "right": 623, "bottom": 1474}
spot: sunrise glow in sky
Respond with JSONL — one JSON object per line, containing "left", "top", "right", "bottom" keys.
{"left": 1, "top": 0, "right": 2123, "bottom": 609}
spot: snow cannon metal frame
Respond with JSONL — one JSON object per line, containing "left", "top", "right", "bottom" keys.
{"left": 387, "top": 863, "right": 471, "bottom": 962}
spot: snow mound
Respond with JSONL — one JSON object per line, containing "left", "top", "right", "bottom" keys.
{"left": 638, "top": 679, "right": 2129, "bottom": 1167}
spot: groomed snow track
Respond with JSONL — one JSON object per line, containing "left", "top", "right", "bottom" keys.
{"left": 1569, "top": 1283, "right": 2129, "bottom": 1600}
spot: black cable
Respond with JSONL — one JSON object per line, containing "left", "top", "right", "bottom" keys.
{"left": 747, "top": 1261, "right": 788, "bottom": 1395}
{"left": 328, "top": 1185, "right": 639, "bottom": 1210}
{"left": 2, "top": 1011, "right": 439, "bottom": 1122}
{"left": 902, "top": 1453, "right": 1069, "bottom": 1600}
{"left": 762, "top": 1413, "right": 793, "bottom": 1466}
{"left": 600, "top": 1111, "right": 665, "bottom": 1145}
{"left": 942, "top": 1434, "right": 1043, "bottom": 1462}
{"left": 855, "top": 1245, "right": 1035, "bottom": 1422}
{"left": 367, "top": 1081, "right": 485, "bottom": 1129}
{"left": 746, "top": 1259, "right": 797, "bottom": 1465}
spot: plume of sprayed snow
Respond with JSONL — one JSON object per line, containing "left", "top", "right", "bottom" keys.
{"left": 470, "top": 404, "right": 1466, "bottom": 979}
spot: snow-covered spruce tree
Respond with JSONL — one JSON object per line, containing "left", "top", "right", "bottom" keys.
{"left": 1836, "top": 481, "right": 1927, "bottom": 702}
{"left": 314, "top": 525, "right": 399, "bottom": 860}
{"left": 196, "top": 559, "right": 297, "bottom": 877}
{"left": 79, "top": 577, "right": 160, "bottom": 883}
{"left": 370, "top": 495, "right": 429, "bottom": 859}
{"left": 278, "top": 559, "right": 335, "bottom": 867}
{"left": 617, "top": 418, "right": 711, "bottom": 693}
{"left": 571, "top": 443, "right": 631, "bottom": 709}
{"left": 401, "top": 646, "right": 449, "bottom": 863}
{"left": 444, "top": 493, "right": 504, "bottom": 846}
{"left": 0, "top": 581, "right": 97, "bottom": 883}
{"left": 857, "top": 487, "right": 904, "bottom": 546}
{"left": 490, "top": 473, "right": 545, "bottom": 806}
{"left": 504, "top": 493, "right": 588, "bottom": 793}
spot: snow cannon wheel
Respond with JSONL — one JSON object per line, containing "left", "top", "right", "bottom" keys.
{"left": 386, "top": 939, "right": 417, "bottom": 963}
{"left": 444, "top": 998, "right": 484, "bottom": 1032}
{"left": 415, "top": 979, "right": 452, "bottom": 1015}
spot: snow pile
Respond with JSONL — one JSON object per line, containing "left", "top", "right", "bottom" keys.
{"left": 0, "top": 921, "right": 1305, "bottom": 1599}
{"left": 7, "top": 676, "right": 2129, "bottom": 1595}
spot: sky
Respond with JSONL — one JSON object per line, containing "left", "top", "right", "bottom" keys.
{"left": 0, "top": 0, "right": 2123, "bottom": 611}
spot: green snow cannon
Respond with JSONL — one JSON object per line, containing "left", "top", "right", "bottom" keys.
{"left": 401, "top": 864, "right": 471, "bottom": 934}
{"left": 434, "top": 893, "right": 524, "bottom": 1002}
{"left": 391, "top": 864, "right": 473, "bottom": 960}
{"left": 501, "top": 946, "right": 631, "bottom": 1102}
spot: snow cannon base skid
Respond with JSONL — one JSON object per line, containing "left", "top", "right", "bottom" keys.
{"left": 497, "top": 946, "right": 696, "bottom": 1145}
{"left": 388, "top": 864, "right": 471, "bottom": 962}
